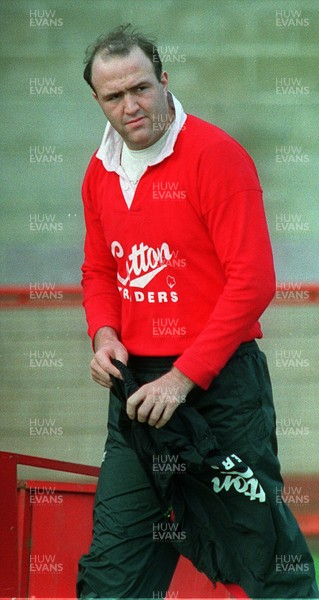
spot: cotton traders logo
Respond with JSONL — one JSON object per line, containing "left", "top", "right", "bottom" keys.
{"left": 111, "top": 241, "right": 172, "bottom": 288}
{"left": 210, "top": 454, "right": 266, "bottom": 503}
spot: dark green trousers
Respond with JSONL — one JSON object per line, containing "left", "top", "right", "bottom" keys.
{"left": 77, "top": 341, "right": 318, "bottom": 598}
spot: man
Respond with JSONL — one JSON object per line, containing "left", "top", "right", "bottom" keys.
{"left": 77, "top": 24, "right": 318, "bottom": 599}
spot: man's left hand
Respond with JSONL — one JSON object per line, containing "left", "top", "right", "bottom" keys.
{"left": 126, "top": 367, "right": 195, "bottom": 428}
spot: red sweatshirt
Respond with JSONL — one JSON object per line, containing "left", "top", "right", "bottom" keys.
{"left": 81, "top": 115, "right": 276, "bottom": 389}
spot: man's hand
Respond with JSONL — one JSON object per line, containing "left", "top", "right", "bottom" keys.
{"left": 90, "top": 326, "right": 128, "bottom": 388}
{"left": 126, "top": 367, "right": 195, "bottom": 428}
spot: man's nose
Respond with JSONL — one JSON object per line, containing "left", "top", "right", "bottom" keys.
{"left": 123, "top": 93, "right": 139, "bottom": 114}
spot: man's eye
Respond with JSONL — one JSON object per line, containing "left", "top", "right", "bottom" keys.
{"left": 106, "top": 94, "right": 120, "bottom": 102}
{"left": 137, "top": 86, "right": 147, "bottom": 92}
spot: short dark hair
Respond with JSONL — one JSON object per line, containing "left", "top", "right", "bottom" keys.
{"left": 83, "top": 24, "right": 162, "bottom": 91}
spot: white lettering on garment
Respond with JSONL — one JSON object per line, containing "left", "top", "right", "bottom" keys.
{"left": 111, "top": 241, "right": 173, "bottom": 288}
{"left": 210, "top": 454, "right": 266, "bottom": 503}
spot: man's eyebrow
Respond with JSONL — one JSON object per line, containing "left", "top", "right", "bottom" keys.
{"left": 102, "top": 79, "right": 151, "bottom": 100}
{"left": 130, "top": 79, "right": 150, "bottom": 89}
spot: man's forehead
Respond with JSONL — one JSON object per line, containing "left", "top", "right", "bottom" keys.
{"left": 92, "top": 46, "right": 155, "bottom": 86}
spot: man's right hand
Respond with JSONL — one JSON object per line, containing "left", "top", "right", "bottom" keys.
{"left": 90, "top": 326, "right": 128, "bottom": 388}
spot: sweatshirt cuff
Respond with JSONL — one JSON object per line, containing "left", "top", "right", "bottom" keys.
{"left": 173, "top": 353, "right": 217, "bottom": 390}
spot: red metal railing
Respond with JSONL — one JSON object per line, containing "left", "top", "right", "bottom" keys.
{"left": 0, "top": 283, "right": 318, "bottom": 308}
{"left": 0, "top": 451, "right": 99, "bottom": 598}
{"left": 0, "top": 285, "right": 82, "bottom": 308}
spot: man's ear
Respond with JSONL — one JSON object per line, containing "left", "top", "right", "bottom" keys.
{"left": 92, "top": 92, "right": 98, "bottom": 101}
{"left": 161, "top": 71, "right": 169, "bottom": 92}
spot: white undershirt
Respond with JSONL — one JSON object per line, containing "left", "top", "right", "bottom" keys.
{"left": 120, "top": 127, "right": 172, "bottom": 207}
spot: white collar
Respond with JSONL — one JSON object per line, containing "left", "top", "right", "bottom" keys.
{"left": 96, "top": 93, "right": 187, "bottom": 173}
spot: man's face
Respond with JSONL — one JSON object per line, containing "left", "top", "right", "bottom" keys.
{"left": 91, "top": 46, "right": 173, "bottom": 150}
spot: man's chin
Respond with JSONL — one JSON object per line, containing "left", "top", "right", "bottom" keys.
{"left": 125, "top": 131, "right": 159, "bottom": 151}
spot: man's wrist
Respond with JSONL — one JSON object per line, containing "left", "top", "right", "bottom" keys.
{"left": 170, "top": 366, "right": 195, "bottom": 393}
{"left": 94, "top": 326, "right": 119, "bottom": 351}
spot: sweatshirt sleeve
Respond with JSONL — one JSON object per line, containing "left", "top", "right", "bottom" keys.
{"left": 174, "top": 142, "right": 276, "bottom": 389}
{"left": 81, "top": 157, "right": 122, "bottom": 343}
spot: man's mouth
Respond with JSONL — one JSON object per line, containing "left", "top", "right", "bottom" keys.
{"left": 126, "top": 117, "right": 146, "bottom": 126}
